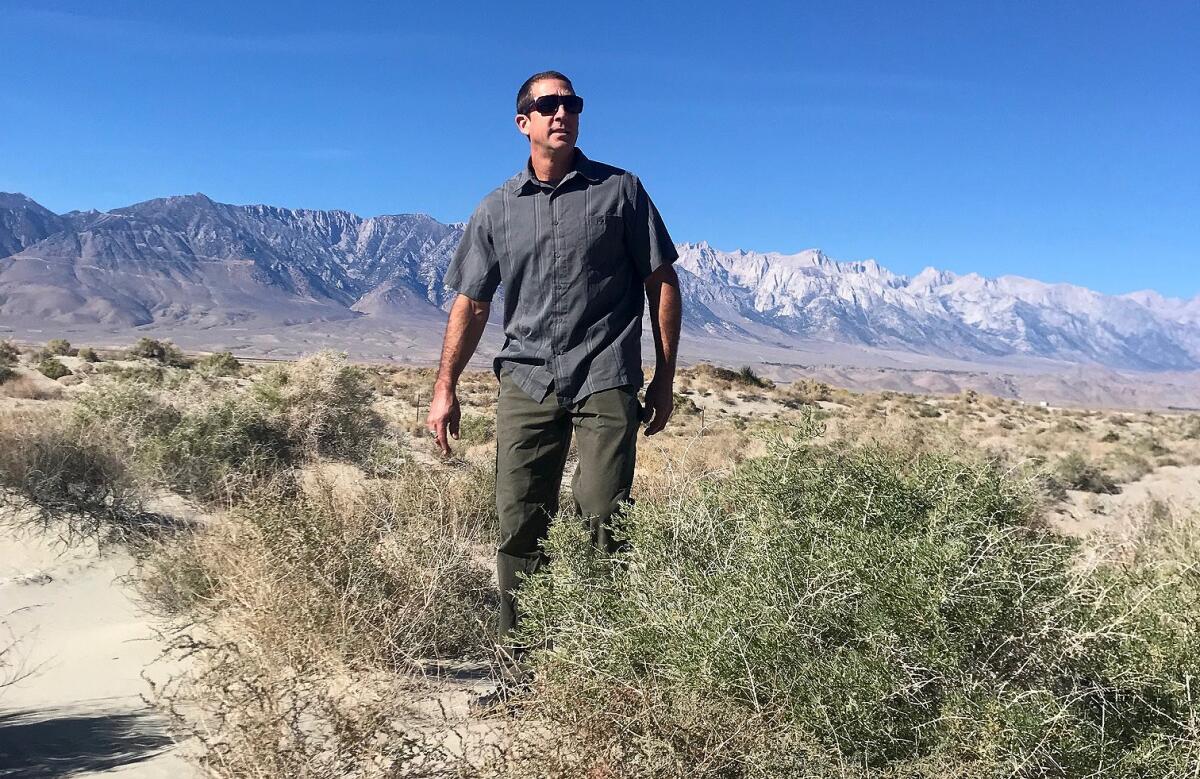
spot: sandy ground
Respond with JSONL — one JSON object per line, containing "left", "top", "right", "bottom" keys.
{"left": 0, "top": 522, "right": 198, "bottom": 778}
{"left": 1051, "top": 464, "right": 1200, "bottom": 537}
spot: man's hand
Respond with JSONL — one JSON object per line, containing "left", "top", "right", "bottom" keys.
{"left": 426, "top": 382, "right": 461, "bottom": 457}
{"left": 641, "top": 375, "right": 674, "bottom": 436}
{"left": 427, "top": 293, "right": 490, "bottom": 457}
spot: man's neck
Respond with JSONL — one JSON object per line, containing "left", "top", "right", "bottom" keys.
{"left": 529, "top": 145, "right": 575, "bottom": 185}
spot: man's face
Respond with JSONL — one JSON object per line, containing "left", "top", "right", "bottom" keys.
{"left": 516, "top": 78, "right": 579, "bottom": 152}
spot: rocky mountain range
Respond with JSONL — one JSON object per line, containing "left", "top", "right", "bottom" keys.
{"left": 2, "top": 191, "right": 1198, "bottom": 374}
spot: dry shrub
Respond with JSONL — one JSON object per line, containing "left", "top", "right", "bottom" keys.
{"left": 142, "top": 462, "right": 500, "bottom": 776}
{"left": 74, "top": 352, "right": 386, "bottom": 504}
{"left": 194, "top": 351, "right": 242, "bottom": 377}
{"left": 457, "top": 413, "right": 496, "bottom": 444}
{"left": 141, "top": 466, "right": 496, "bottom": 669}
{"left": 0, "top": 410, "right": 162, "bottom": 543}
{"left": 127, "top": 336, "right": 192, "bottom": 367}
{"left": 782, "top": 378, "right": 833, "bottom": 407}
{"left": 0, "top": 374, "right": 62, "bottom": 400}
{"left": 1106, "top": 448, "right": 1156, "bottom": 484}
{"left": 253, "top": 351, "right": 383, "bottom": 460}
{"left": 153, "top": 637, "right": 463, "bottom": 778}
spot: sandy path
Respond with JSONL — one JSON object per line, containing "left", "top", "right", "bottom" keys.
{"left": 0, "top": 523, "right": 197, "bottom": 778}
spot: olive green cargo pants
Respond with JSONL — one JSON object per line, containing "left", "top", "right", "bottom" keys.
{"left": 495, "top": 368, "right": 641, "bottom": 640}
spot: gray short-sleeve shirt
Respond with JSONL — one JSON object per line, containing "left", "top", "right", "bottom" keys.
{"left": 443, "top": 148, "right": 678, "bottom": 406}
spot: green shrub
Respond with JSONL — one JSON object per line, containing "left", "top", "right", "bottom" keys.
{"left": 515, "top": 424, "right": 1198, "bottom": 776}
{"left": 148, "top": 396, "right": 291, "bottom": 500}
{"left": 95, "top": 362, "right": 166, "bottom": 384}
{"left": 127, "top": 337, "right": 192, "bottom": 367}
{"left": 44, "top": 338, "right": 74, "bottom": 356}
{"left": 672, "top": 391, "right": 700, "bottom": 415}
{"left": 194, "top": 351, "right": 242, "bottom": 376}
{"left": 1052, "top": 451, "right": 1119, "bottom": 494}
{"left": 457, "top": 413, "right": 496, "bottom": 444}
{"left": 0, "top": 340, "right": 19, "bottom": 364}
{"left": 76, "top": 346, "right": 99, "bottom": 362}
{"left": 736, "top": 365, "right": 773, "bottom": 389}
{"left": 0, "top": 364, "right": 14, "bottom": 384}
{"left": 37, "top": 357, "right": 71, "bottom": 380}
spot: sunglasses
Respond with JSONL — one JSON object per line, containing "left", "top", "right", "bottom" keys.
{"left": 521, "top": 94, "right": 584, "bottom": 116}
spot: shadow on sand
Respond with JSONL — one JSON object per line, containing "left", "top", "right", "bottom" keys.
{"left": 0, "top": 706, "right": 173, "bottom": 778}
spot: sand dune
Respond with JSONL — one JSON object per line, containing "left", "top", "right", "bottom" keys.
{"left": 0, "top": 522, "right": 196, "bottom": 777}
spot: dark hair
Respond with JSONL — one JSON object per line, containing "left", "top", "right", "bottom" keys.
{"left": 516, "top": 70, "right": 574, "bottom": 114}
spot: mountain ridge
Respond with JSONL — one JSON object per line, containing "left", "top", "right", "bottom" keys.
{"left": 2, "top": 191, "right": 1197, "bottom": 373}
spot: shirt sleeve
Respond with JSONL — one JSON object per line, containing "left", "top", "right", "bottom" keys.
{"left": 444, "top": 201, "right": 502, "bottom": 302}
{"left": 623, "top": 174, "right": 679, "bottom": 281}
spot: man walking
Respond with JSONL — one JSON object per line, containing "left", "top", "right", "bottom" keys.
{"left": 426, "top": 70, "right": 682, "bottom": 678}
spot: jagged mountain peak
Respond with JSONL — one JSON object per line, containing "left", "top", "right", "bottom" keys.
{"left": 675, "top": 242, "right": 1200, "bottom": 370}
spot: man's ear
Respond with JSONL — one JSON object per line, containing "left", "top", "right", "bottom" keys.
{"left": 515, "top": 113, "right": 530, "bottom": 138}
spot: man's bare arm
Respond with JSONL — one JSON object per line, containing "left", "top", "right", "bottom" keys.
{"left": 426, "top": 293, "right": 490, "bottom": 455}
{"left": 642, "top": 263, "right": 682, "bottom": 435}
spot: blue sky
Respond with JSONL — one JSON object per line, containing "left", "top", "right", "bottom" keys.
{"left": 2, "top": 1, "right": 1197, "bottom": 298}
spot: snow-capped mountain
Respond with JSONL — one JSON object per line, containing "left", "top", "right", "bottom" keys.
{"left": 2, "top": 192, "right": 1197, "bottom": 373}
{"left": 674, "top": 242, "right": 1200, "bottom": 371}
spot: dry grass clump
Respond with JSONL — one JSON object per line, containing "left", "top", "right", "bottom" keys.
{"left": 514, "top": 418, "right": 1200, "bottom": 777}
{"left": 0, "top": 409, "right": 162, "bottom": 543}
{"left": 155, "top": 647, "right": 451, "bottom": 778}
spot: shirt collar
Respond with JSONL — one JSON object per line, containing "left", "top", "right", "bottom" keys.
{"left": 510, "top": 147, "right": 600, "bottom": 194}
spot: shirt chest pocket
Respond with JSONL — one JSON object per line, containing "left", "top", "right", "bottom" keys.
{"left": 585, "top": 213, "right": 625, "bottom": 279}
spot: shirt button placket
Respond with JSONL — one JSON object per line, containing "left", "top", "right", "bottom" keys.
{"left": 550, "top": 192, "right": 568, "bottom": 404}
